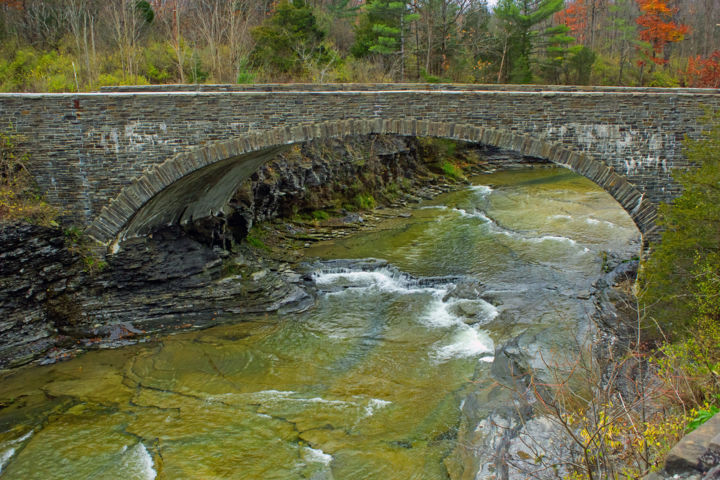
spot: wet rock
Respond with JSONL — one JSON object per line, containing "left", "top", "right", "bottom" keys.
{"left": 456, "top": 301, "right": 487, "bottom": 318}
{"left": 443, "top": 279, "right": 485, "bottom": 301}
{"left": 505, "top": 416, "right": 578, "bottom": 480}
{"left": 603, "top": 260, "right": 639, "bottom": 287}
{"left": 341, "top": 213, "right": 363, "bottom": 224}
{"left": 491, "top": 339, "right": 532, "bottom": 388}
{"left": 251, "top": 270, "right": 268, "bottom": 281}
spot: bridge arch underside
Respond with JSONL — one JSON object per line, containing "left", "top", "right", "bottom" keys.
{"left": 86, "top": 119, "right": 656, "bottom": 251}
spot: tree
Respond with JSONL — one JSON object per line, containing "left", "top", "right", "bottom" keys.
{"left": 567, "top": 44, "right": 596, "bottom": 84}
{"left": 540, "top": 24, "right": 575, "bottom": 83}
{"left": 635, "top": 0, "right": 689, "bottom": 68}
{"left": 606, "top": 0, "right": 638, "bottom": 85}
{"left": 459, "top": 0, "right": 500, "bottom": 83}
{"left": 155, "top": 0, "right": 189, "bottom": 83}
{"left": 556, "top": 0, "right": 588, "bottom": 44}
{"left": 64, "top": 0, "right": 100, "bottom": 87}
{"left": 105, "top": 0, "right": 155, "bottom": 82}
{"left": 250, "top": 0, "right": 331, "bottom": 80}
{"left": 413, "top": 0, "right": 472, "bottom": 78}
{"left": 685, "top": 51, "right": 720, "bottom": 88}
{"left": 494, "top": 0, "right": 564, "bottom": 83}
{"left": 641, "top": 112, "right": 720, "bottom": 335}
{"left": 351, "top": 0, "right": 418, "bottom": 80}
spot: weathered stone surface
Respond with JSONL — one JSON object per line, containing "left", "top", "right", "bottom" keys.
{"left": 666, "top": 414, "right": 720, "bottom": 474}
{"left": 2, "top": 84, "right": 717, "bottom": 247}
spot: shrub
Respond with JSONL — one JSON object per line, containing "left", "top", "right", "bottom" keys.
{"left": 441, "top": 160, "right": 464, "bottom": 180}
{"left": 0, "top": 127, "right": 57, "bottom": 225}
{"left": 354, "top": 193, "right": 375, "bottom": 210}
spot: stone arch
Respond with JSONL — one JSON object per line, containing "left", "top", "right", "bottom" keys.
{"left": 86, "top": 118, "right": 657, "bottom": 250}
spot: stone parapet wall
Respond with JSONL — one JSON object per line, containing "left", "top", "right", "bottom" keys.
{"left": 100, "top": 83, "right": 720, "bottom": 94}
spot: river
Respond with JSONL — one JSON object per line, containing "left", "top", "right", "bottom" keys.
{"left": 0, "top": 167, "right": 640, "bottom": 479}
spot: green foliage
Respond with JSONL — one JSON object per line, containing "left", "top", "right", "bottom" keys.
{"left": 134, "top": 0, "right": 155, "bottom": 24}
{"left": 250, "top": 0, "right": 330, "bottom": 78}
{"left": 540, "top": 24, "right": 576, "bottom": 83}
{"left": 222, "top": 261, "right": 243, "bottom": 278}
{"left": 647, "top": 70, "right": 680, "bottom": 87}
{"left": 687, "top": 401, "right": 720, "bottom": 432}
{"left": 311, "top": 210, "right": 330, "bottom": 220}
{"left": 82, "top": 255, "right": 108, "bottom": 273}
{"left": 419, "top": 137, "right": 458, "bottom": 158}
{"left": 655, "top": 312, "right": 720, "bottom": 404}
{"left": 495, "top": 0, "right": 564, "bottom": 83}
{"left": 94, "top": 72, "right": 150, "bottom": 89}
{"left": 353, "top": 0, "right": 404, "bottom": 57}
{"left": 354, "top": 193, "right": 376, "bottom": 210}
{"left": 64, "top": 226, "right": 83, "bottom": 244}
{"left": 641, "top": 112, "right": 720, "bottom": 335}
{"left": 140, "top": 42, "right": 178, "bottom": 84}
{"left": 419, "top": 69, "right": 447, "bottom": 83}
{"left": 235, "top": 57, "right": 255, "bottom": 84}
{"left": 441, "top": 160, "right": 464, "bottom": 180}
{"left": 568, "top": 46, "right": 596, "bottom": 85}
{"left": 642, "top": 112, "right": 720, "bottom": 420}
{"left": 351, "top": 0, "right": 417, "bottom": 78}
{"left": 0, "top": 47, "right": 76, "bottom": 92}
{"left": 246, "top": 225, "right": 270, "bottom": 250}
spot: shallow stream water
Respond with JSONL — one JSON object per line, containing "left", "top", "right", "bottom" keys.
{"left": 0, "top": 168, "right": 640, "bottom": 479}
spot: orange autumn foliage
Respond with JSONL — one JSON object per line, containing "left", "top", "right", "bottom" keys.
{"left": 0, "top": 0, "right": 23, "bottom": 8}
{"left": 556, "top": 0, "right": 588, "bottom": 43}
{"left": 635, "top": 0, "right": 689, "bottom": 66}
{"left": 686, "top": 51, "right": 720, "bottom": 88}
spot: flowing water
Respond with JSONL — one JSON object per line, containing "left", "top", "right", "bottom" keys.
{"left": 0, "top": 168, "right": 640, "bottom": 479}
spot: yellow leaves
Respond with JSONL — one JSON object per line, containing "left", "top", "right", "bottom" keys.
{"left": 1, "top": 129, "right": 58, "bottom": 226}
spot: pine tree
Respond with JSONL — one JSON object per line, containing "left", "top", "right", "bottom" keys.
{"left": 351, "top": 0, "right": 418, "bottom": 80}
{"left": 494, "top": 0, "right": 564, "bottom": 83}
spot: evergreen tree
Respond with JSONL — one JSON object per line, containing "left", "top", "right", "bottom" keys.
{"left": 494, "top": 0, "right": 564, "bottom": 83}
{"left": 351, "top": 0, "right": 418, "bottom": 80}
{"left": 540, "top": 24, "right": 576, "bottom": 83}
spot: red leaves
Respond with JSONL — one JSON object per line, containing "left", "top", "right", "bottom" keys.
{"left": 555, "top": 0, "right": 588, "bottom": 43}
{"left": 0, "top": 0, "right": 24, "bottom": 9}
{"left": 635, "top": 0, "right": 689, "bottom": 65}
{"left": 686, "top": 51, "right": 720, "bottom": 88}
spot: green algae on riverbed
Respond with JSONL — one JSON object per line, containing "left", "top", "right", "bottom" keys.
{"left": 0, "top": 168, "right": 640, "bottom": 479}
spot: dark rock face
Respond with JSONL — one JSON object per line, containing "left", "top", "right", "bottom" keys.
{"left": 220, "top": 135, "right": 433, "bottom": 247}
{"left": 0, "top": 222, "right": 80, "bottom": 367}
{"left": 0, "top": 135, "right": 465, "bottom": 368}
{"left": 0, "top": 222, "right": 315, "bottom": 369}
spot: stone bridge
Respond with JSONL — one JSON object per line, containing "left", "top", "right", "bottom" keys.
{"left": 1, "top": 84, "right": 718, "bottom": 250}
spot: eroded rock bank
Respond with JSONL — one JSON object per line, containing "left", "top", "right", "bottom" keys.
{"left": 0, "top": 135, "right": 541, "bottom": 369}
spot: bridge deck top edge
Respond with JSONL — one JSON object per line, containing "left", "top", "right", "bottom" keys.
{"left": 1, "top": 89, "right": 719, "bottom": 99}
{"left": 98, "top": 83, "right": 720, "bottom": 94}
